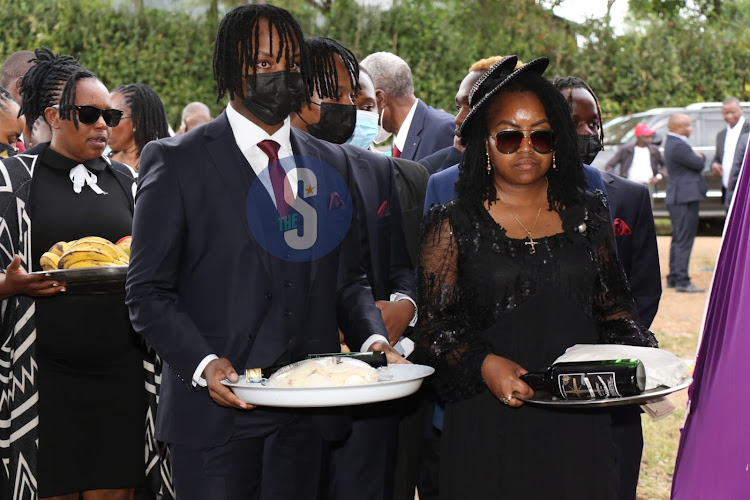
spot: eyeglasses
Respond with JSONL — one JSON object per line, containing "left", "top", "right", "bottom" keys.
{"left": 491, "top": 129, "right": 556, "bottom": 154}
{"left": 53, "top": 105, "right": 124, "bottom": 127}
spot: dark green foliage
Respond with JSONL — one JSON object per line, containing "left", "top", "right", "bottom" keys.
{"left": 1, "top": 0, "right": 749, "bottom": 128}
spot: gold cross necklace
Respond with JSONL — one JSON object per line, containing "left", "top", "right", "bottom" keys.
{"left": 495, "top": 178, "right": 548, "bottom": 254}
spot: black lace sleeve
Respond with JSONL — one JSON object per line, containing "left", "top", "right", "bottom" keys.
{"left": 588, "top": 195, "right": 659, "bottom": 347}
{"left": 415, "top": 204, "right": 493, "bottom": 402}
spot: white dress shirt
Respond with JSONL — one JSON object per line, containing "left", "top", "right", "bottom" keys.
{"left": 393, "top": 99, "right": 419, "bottom": 154}
{"left": 721, "top": 116, "right": 745, "bottom": 188}
{"left": 193, "top": 104, "right": 389, "bottom": 386}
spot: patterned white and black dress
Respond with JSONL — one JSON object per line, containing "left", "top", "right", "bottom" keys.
{"left": 0, "top": 144, "right": 172, "bottom": 499}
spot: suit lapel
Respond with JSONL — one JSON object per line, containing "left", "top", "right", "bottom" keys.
{"left": 402, "top": 100, "right": 426, "bottom": 160}
{"left": 351, "top": 148, "right": 380, "bottom": 284}
{"left": 290, "top": 129, "right": 324, "bottom": 287}
{"left": 204, "top": 112, "right": 273, "bottom": 280}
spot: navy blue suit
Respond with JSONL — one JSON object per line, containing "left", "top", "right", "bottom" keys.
{"left": 126, "top": 113, "right": 387, "bottom": 499}
{"left": 664, "top": 134, "right": 706, "bottom": 287}
{"left": 400, "top": 100, "right": 455, "bottom": 162}
{"left": 418, "top": 145, "right": 463, "bottom": 175}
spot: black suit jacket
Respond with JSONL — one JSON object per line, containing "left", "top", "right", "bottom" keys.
{"left": 126, "top": 113, "right": 387, "bottom": 448}
{"left": 727, "top": 132, "right": 749, "bottom": 204}
{"left": 342, "top": 144, "right": 415, "bottom": 301}
{"left": 391, "top": 157, "right": 429, "bottom": 267}
{"left": 711, "top": 121, "right": 750, "bottom": 166}
{"left": 600, "top": 172, "right": 662, "bottom": 328}
{"left": 664, "top": 135, "right": 707, "bottom": 205}
{"left": 418, "top": 145, "right": 463, "bottom": 175}
{"left": 400, "top": 100, "right": 455, "bottom": 162}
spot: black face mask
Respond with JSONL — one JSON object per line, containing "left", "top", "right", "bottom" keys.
{"left": 0, "top": 142, "right": 18, "bottom": 159}
{"left": 305, "top": 103, "right": 357, "bottom": 144}
{"left": 577, "top": 134, "right": 602, "bottom": 165}
{"left": 242, "top": 71, "right": 307, "bottom": 125}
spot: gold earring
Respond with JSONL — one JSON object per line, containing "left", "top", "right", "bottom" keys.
{"left": 486, "top": 152, "right": 492, "bottom": 174}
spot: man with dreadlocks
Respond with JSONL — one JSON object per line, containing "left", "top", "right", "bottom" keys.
{"left": 126, "top": 5, "right": 402, "bottom": 499}
{"left": 291, "top": 36, "right": 415, "bottom": 500}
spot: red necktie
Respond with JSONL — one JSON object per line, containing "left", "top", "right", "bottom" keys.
{"left": 258, "top": 139, "right": 292, "bottom": 217}
{"left": 392, "top": 145, "right": 401, "bottom": 158}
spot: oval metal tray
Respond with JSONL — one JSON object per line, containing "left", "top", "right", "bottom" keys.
{"left": 32, "top": 265, "right": 128, "bottom": 294}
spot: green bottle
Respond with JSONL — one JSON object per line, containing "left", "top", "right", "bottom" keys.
{"left": 521, "top": 359, "right": 646, "bottom": 400}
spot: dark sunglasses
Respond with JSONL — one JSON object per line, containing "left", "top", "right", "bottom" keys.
{"left": 491, "top": 129, "right": 556, "bottom": 154}
{"left": 54, "top": 105, "right": 123, "bottom": 127}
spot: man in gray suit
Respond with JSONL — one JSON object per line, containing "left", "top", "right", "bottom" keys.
{"left": 665, "top": 114, "right": 707, "bottom": 293}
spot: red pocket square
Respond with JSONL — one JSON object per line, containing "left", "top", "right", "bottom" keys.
{"left": 329, "top": 192, "right": 345, "bottom": 210}
{"left": 613, "top": 218, "right": 632, "bottom": 236}
{"left": 377, "top": 200, "right": 390, "bottom": 218}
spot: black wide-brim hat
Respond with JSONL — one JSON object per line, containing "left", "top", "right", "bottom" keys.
{"left": 460, "top": 55, "right": 550, "bottom": 136}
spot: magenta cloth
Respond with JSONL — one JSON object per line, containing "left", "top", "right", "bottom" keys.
{"left": 671, "top": 138, "right": 750, "bottom": 498}
{"left": 258, "top": 139, "right": 292, "bottom": 217}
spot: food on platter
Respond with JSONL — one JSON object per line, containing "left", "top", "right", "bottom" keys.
{"left": 266, "top": 357, "right": 379, "bottom": 387}
{"left": 39, "top": 236, "right": 130, "bottom": 271}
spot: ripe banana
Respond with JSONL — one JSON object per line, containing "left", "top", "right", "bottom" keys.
{"left": 48, "top": 241, "right": 71, "bottom": 257}
{"left": 57, "top": 246, "right": 116, "bottom": 269}
{"left": 113, "top": 244, "right": 130, "bottom": 262}
{"left": 40, "top": 252, "right": 60, "bottom": 271}
{"left": 69, "top": 239, "right": 121, "bottom": 260}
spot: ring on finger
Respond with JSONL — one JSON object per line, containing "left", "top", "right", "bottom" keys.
{"left": 501, "top": 394, "right": 513, "bottom": 405}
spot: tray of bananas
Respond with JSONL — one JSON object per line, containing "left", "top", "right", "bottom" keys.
{"left": 32, "top": 236, "right": 131, "bottom": 293}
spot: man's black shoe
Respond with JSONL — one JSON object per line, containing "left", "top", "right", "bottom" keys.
{"left": 675, "top": 283, "right": 704, "bottom": 293}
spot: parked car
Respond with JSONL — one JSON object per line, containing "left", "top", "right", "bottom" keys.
{"left": 592, "top": 103, "right": 750, "bottom": 219}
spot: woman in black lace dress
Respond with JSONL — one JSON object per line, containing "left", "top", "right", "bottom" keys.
{"left": 416, "top": 56, "right": 658, "bottom": 499}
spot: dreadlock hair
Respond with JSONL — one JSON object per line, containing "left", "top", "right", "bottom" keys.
{"left": 18, "top": 47, "right": 97, "bottom": 128}
{"left": 213, "top": 4, "right": 310, "bottom": 102}
{"left": 551, "top": 76, "right": 604, "bottom": 146}
{"left": 0, "top": 85, "right": 13, "bottom": 112}
{"left": 456, "top": 72, "right": 586, "bottom": 212}
{"left": 111, "top": 83, "right": 170, "bottom": 157}
{"left": 304, "top": 36, "right": 359, "bottom": 100}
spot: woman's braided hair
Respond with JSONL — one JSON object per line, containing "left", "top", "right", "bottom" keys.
{"left": 18, "top": 47, "right": 97, "bottom": 128}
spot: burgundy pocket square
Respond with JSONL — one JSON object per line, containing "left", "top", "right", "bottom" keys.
{"left": 613, "top": 218, "right": 632, "bottom": 236}
{"left": 377, "top": 200, "right": 390, "bottom": 218}
{"left": 329, "top": 192, "right": 345, "bottom": 210}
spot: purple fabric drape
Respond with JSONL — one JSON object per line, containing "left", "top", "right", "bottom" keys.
{"left": 671, "top": 138, "right": 750, "bottom": 499}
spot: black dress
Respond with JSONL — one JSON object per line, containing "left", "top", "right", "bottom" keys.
{"left": 29, "top": 148, "right": 144, "bottom": 496}
{"left": 416, "top": 192, "right": 657, "bottom": 500}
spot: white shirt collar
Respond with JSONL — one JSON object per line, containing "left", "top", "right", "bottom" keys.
{"left": 394, "top": 99, "right": 419, "bottom": 152}
{"left": 728, "top": 115, "right": 746, "bottom": 133}
{"left": 225, "top": 101, "right": 293, "bottom": 160}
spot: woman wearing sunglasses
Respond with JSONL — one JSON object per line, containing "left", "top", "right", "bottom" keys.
{"left": 415, "top": 56, "right": 657, "bottom": 499}
{"left": 109, "top": 83, "right": 170, "bottom": 170}
{"left": 0, "top": 48, "right": 152, "bottom": 500}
